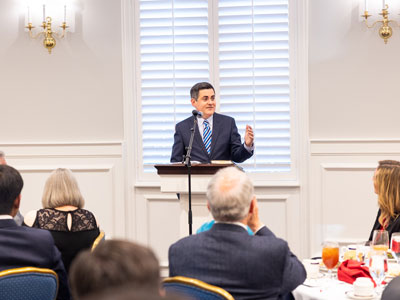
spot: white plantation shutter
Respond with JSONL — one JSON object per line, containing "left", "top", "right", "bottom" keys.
{"left": 218, "top": 0, "right": 291, "bottom": 172}
{"left": 139, "top": 0, "right": 291, "bottom": 174}
{"left": 140, "top": 0, "right": 210, "bottom": 171}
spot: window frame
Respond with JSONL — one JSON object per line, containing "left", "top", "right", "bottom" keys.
{"left": 124, "top": 0, "right": 307, "bottom": 186}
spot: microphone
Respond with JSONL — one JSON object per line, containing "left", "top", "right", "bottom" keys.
{"left": 192, "top": 110, "right": 202, "bottom": 118}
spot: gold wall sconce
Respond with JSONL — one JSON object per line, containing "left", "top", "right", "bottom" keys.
{"left": 25, "top": 4, "right": 70, "bottom": 54}
{"left": 361, "top": 0, "right": 400, "bottom": 44}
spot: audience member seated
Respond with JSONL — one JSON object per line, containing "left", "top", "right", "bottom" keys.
{"left": 0, "top": 151, "right": 6, "bottom": 165}
{"left": 368, "top": 161, "right": 400, "bottom": 242}
{"left": 168, "top": 166, "right": 306, "bottom": 300}
{"left": 69, "top": 239, "right": 162, "bottom": 300}
{"left": 197, "top": 219, "right": 253, "bottom": 235}
{"left": 382, "top": 276, "right": 400, "bottom": 300}
{"left": 0, "top": 165, "right": 70, "bottom": 300}
{"left": 79, "top": 286, "right": 182, "bottom": 300}
{"left": 0, "top": 150, "right": 23, "bottom": 225}
{"left": 24, "top": 168, "right": 100, "bottom": 273}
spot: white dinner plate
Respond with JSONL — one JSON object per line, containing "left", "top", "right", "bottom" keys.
{"left": 319, "top": 265, "right": 338, "bottom": 273}
{"left": 345, "top": 291, "right": 378, "bottom": 300}
{"left": 303, "top": 275, "right": 325, "bottom": 287}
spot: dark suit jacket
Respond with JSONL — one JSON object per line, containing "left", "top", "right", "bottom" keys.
{"left": 368, "top": 209, "right": 400, "bottom": 243}
{"left": 170, "top": 113, "right": 253, "bottom": 163}
{"left": 382, "top": 275, "right": 400, "bottom": 300}
{"left": 169, "top": 223, "right": 306, "bottom": 300}
{"left": 0, "top": 219, "right": 71, "bottom": 300}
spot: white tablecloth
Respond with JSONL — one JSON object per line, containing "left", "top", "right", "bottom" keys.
{"left": 293, "top": 277, "right": 381, "bottom": 300}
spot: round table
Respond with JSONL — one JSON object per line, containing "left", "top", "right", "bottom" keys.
{"left": 293, "top": 276, "right": 381, "bottom": 300}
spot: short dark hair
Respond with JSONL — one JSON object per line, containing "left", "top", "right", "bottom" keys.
{"left": 190, "top": 82, "right": 215, "bottom": 100}
{"left": 0, "top": 165, "right": 23, "bottom": 215}
{"left": 69, "top": 239, "right": 161, "bottom": 299}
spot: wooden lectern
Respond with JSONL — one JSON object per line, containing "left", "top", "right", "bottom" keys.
{"left": 155, "top": 163, "right": 234, "bottom": 235}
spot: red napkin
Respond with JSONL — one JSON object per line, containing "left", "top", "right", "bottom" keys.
{"left": 337, "top": 260, "right": 377, "bottom": 287}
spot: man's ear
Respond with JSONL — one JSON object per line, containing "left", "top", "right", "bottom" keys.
{"left": 207, "top": 201, "right": 211, "bottom": 212}
{"left": 14, "top": 194, "right": 21, "bottom": 210}
{"left": 190, "top": 98, "right": 197, "bottom": 106}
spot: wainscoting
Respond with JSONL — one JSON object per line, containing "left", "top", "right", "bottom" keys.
{"left": 0, "top": 142, "right": 126, "bottom": 239}
{"left": 9, "top": 139, "right": 398, "bottom": 274}
{"left": 309, "top": 139, "right": 400, "bottom": 256}
{"left": 1, "top": 141, "right": 305, "bottom": 276}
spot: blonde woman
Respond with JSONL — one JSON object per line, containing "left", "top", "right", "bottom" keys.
{"left": 24, "top": 168, "right": 100, "bottom": 272}
{"left": 368, "top": 162, "right": 400, "bottom": 242}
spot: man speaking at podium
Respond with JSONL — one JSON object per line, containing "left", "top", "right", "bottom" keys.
{"left": 170, "top": 82, "right": 254, "bottom": 163}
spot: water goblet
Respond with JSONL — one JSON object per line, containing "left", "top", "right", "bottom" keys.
{"left": 369, "top": 251, "right": 387, "bottom": 294}
{"left": 372, "top": 230, "right": 389, "bottom": 252}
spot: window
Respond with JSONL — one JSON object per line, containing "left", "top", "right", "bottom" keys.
{"left": 139, "top": 0, "right": 293, "bottom": 175}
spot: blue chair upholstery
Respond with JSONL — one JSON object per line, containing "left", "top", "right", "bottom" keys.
{"left": 163, "top": 276, "right": 234, "bottom": 300}
{"left": 0, "top": 267, "right": 58, "bottom": 300}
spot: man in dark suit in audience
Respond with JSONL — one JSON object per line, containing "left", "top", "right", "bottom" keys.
{"left": 170, "top": 82, "right": 254, "bottom": 163}
{"left": 168, "top": 166, "right": 306, "bottom": 300}
{"left": 0, "top": 165, "right": 70, "bottom": 300}
{"left": 0, "top": 151, "right": 24, "bottom": 225}
{"left": 70, "top": 239, "right": 162, "bottom": 299}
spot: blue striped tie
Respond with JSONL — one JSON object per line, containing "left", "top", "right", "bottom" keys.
{"left": 203, "top": 119, "right": 212, "bottom": 155}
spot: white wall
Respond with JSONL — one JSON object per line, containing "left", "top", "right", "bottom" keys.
{"left": 0, "top": 0, "right": 126, "bottom": 239}
{"left": 3, "top": 0, "right": 400, "bottom": 270}
{"left": 309, "top": 0, "right": 400, "bottom": 139}
{"left": 0, "top": 0, "right": 123, "bottom": 142}
{"left": 308, "top": 0, "right": 400, "bottom": 255}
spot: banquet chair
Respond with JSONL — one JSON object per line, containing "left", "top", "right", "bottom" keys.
{"left": 91, "top": 230, "right": 105, "bottom": 251}
{"left": 0, "top": 267, "right": 58, "bottom": 300}
{"left": 163, "top": 276, "right": 234, "bottom": 300}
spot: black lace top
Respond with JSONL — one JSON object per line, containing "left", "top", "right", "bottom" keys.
{"left": 31, "top": 208, "right": 100, "bottom": 273}
{"left": 32, "top": 208, "right": 98, "bottom": 232}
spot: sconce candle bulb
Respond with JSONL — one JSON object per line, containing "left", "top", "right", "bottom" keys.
{"left": 27, "top": 6, "right": 31, "bottom": 23}
{"left": 25, "top": 7, "right": 69, "bottom": 54}
{"left": 361, "top": 4, "right": 399, "bottom": 44}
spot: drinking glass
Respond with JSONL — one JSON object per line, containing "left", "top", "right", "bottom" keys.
{"left": 372, "top": 230, "right": 389, "bottom": 252}
{"left": 322, "top": 241, "right": 339, "bottom": 278}
{"left": 390, "top": 232, "right": 400, "bottom": 262}
{"left": 369, "top": 251, "right": 387, "bottom": 292}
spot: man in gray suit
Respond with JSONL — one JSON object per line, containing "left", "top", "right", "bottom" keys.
{"left": 168, "top": 167, "right": 306, "bottom": 300}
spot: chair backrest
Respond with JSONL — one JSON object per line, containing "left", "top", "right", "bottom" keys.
{"left": 163, "top": 276, "right": 234, "bottom": 300}
{"left": 0, "top": 267, "right": 58, "bottom": 300}
{"left": 91, "top": 230, "right": 105, "bottom": 251}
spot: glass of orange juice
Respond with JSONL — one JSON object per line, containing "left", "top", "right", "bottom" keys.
{"left": 322, "top": 241, "right": 339, "bottom": 278}
{"left": 372, "top": 230, "right": 389, "bottom": 253}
